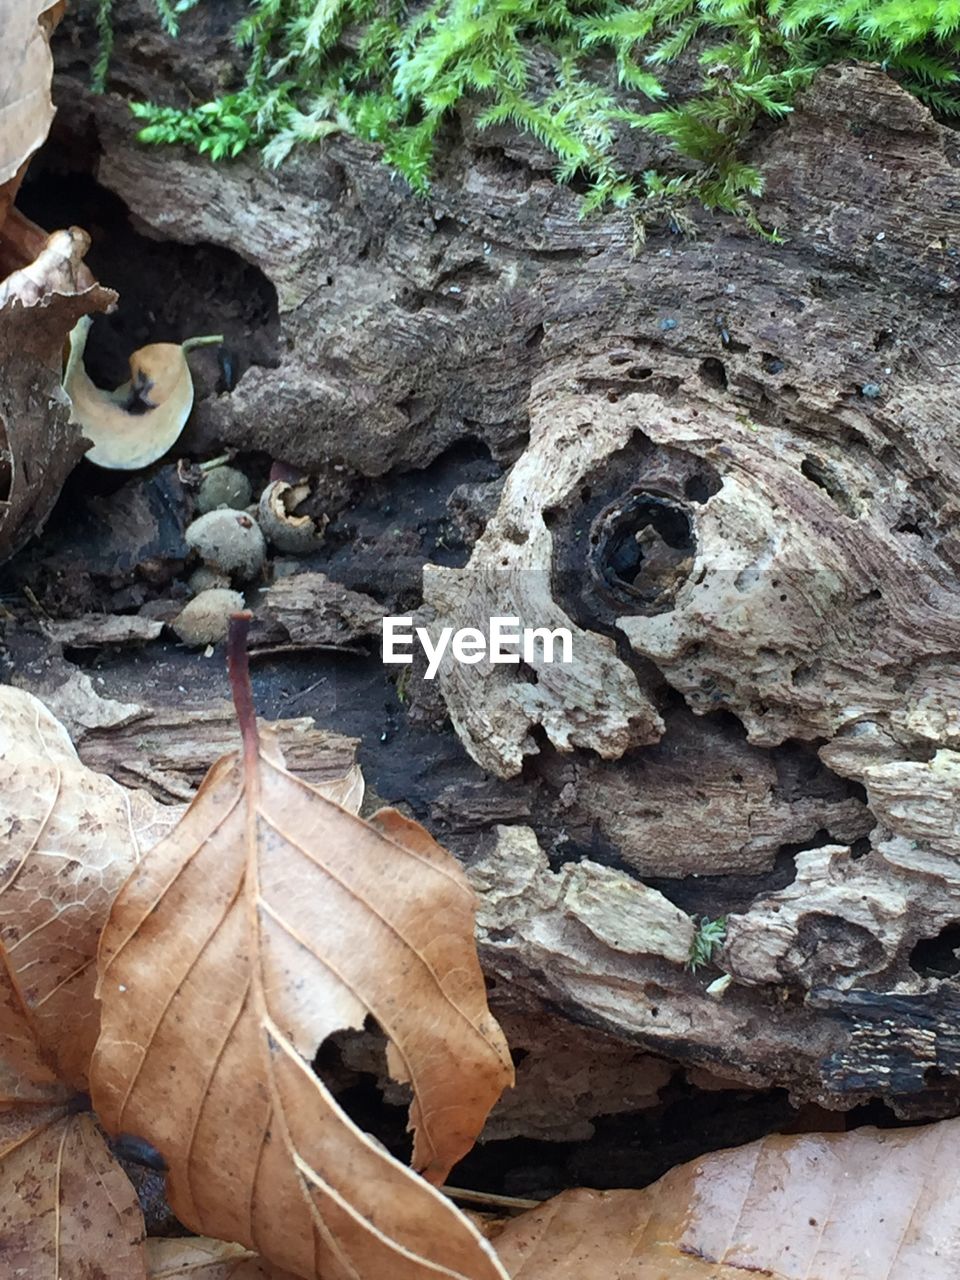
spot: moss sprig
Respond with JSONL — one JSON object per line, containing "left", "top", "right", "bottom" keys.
{"left": 89, "top": 0, "right": 960, "bottom": 230}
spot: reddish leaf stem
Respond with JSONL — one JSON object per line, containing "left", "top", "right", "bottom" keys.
{"left": 227, "top": 612, "right": 260, "bottom": 769}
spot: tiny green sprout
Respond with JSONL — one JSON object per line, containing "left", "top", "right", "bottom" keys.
{"left": 688, "top": 915, "right": 728, "bottom": 973}
{"left": 395, "top": 665, "right": 411, "bottom": 706}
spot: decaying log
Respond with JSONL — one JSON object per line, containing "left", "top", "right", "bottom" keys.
{"left": 469, "top": 825, "right": 840, "bottom": 1097}
{"left": 44, "top": 614, "right": 164, "bottom": 646}
{"left": 252, "top": 571, "right": 382, "bottom": 651}
{"left": 75, "top": 701, "right": 359, "bottom": 801}
{"left": 725, "top": 842, "right": 959, "bottom": 990}
{"left": 481, "top": 1009, "right": 673, "bottom": 1143}
{"left": 423, "top": 367, "right": 960, "bottom": 779}
{"left": 10, "top": 648, "right": 360, "bottom": 802}
{"left": 531, "top": 706, "right": 871, "bottom": 879}
{"left": 39, "top": 5, "right": 960, "bottom": 1123}
{"left": 470, "top": 825, "right": 695, "bottom": 968}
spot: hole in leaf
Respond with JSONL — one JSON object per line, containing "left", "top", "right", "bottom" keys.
{"left": 313, "top": 1016, "right": 413, "bottom": 1163}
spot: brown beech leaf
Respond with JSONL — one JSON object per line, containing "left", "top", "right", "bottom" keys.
{"left": 0, "top": 686, "right": 169, "bottom": 1278}
{"left": 0, "top": 687, "right": 360, "bottom": 1278}
{"left": 145, "top": 1236, "right": 296, "bottom": 1279}
{"left": 0, "top": 686, "right": 180, "bottom": 1091}
{"left": 0, "top": 222, "right": 116, "bottom": 562}
{"left": 0, "top": 1, "right": 62, "bottom": 227}
{"left": 493, "top": 1120, "right": 960, "bottom": 1278}
{"left": 91, "top": 615, "right": 514, "bottom": 1280}
{"left": 0, "top": 1109, "right": 146, "bottom": 1277}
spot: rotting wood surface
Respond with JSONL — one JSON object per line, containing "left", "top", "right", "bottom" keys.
{"left": 16, "top": 2, "right": 960, "bottom": 1124}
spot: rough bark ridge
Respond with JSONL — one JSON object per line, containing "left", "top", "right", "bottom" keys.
{"left": 38, "top": 4, "right": 960, "bottom": 1119}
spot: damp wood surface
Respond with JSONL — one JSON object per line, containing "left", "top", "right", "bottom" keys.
{"left": 4, "top": 0, "right": 960, "bottom": 1201}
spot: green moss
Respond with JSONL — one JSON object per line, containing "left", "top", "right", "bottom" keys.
{"left": 90, "top": 1, "right": 960, "bottom": 231}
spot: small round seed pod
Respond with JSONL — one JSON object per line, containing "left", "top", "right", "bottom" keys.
{"left": 172, "top": 588, "right": 245, "bottom": 646}
{"left": 196, "top": 465, "right": 253, "bottom": 514}
{"left": 187, "top": 565, "right": 232, "bottom": 596}
{"left": 258, "top": 479, "right": 326, "bottom": 554}
{"left": 185, "top": 509, "right": 266, "bottom": 581}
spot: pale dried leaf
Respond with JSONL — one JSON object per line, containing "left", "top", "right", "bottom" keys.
{"left": 91, "top": 684, "right": 513, "bottom": 1280}
{"left": 0, "top": 1110, "right": 145, "bottom": 1279}
{"left": 0, "top": 221, "right": 115, "bottom": 561}
{"left": 0, "top": 686, "right": 180, "bottom": 1090}
{"left": 493, "top": 1121, "right": 960, "bottom": 1279}
{"left": 0, "top": 225, "right": 96, "bottom": 308}
{"left": 314, "top": 759, "right": 365, "bottom": 813}
{"left": 146, "top": 1236, "right": 294, "bottom": 1279}
{"left": 0, "top": 2, "right": 60, "bottom": 225}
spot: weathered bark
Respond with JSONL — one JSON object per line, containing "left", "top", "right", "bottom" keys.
{"left": 2, "top": 642, "right": 359, "bottom": 802}
{"left": 28, "top": 3, "right": 960, "bottom": 1123}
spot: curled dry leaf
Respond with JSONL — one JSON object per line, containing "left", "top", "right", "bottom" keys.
{"left": 0, "top": 222, "right": 115, "bottom": 562}
{"left": 145, "top": 1236, "right": 295, "bottom": 1279}
{"left": 0, "top": 686, "right": 181, "bottom": 1279}
{"left": 0, "top": 1, "right": 62, "bottom": 226}
{"left": 91, "top": 616, "right": 514, "bottom": 1280}
{"left": 493, "top": 1120, "right": 960, "bottom": 1279}
{"left": 63, "top": 317, "right": 222, "bottom": 470}
{"left": 0, "top": 222, "right": 98, "bottom": 308}
{"left": 0, "top": 686, "right": 180, "bottom": 1090}
{"left": 0, "top": 0, "right": 111, "bottom": 560}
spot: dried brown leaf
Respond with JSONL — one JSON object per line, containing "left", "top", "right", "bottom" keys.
{"left": 0, "top": 2, "right": 62, "bottom": 226}
{"left": 91, "top": 622, "right": 514, "bottom": 1280}
{"left": 0, "top": 687, "right": 181, "bottom": 1090}
{"left": 493, "top": 1121, "right": 960, "bottom": 1278}
{"left": 0, "top": 688, "right": 174, "bottom": 1279}
{"left": 145, "top": 1236, "right": 295, "bottom": 1279}
{"left": 0, "top": 223, "right": 115, "bottom": 562}
{"left": 0, "top": 1110, "right": 145, "bottom": 1278}
{"left": 0, "top": 688, "right": 364, "bottom": 1279}
{"left": 0, "top": 221, "right": 98, "bottom": 308}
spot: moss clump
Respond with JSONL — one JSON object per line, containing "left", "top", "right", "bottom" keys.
{"left": 93, "top": 1, "right": 960, "bottom": 232}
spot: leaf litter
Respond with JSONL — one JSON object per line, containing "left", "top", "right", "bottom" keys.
{"left": 90, "top": 612, "right": 514, "bottom": 1280}
{"left": 3, "top": 617, "right": 959, "bottom": 1280}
